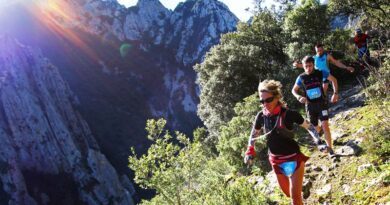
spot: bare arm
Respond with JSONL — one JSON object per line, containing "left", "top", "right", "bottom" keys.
{"left": 328, "top": 54, "right": 354, "bottom": 72}
{"left": 292, "top": 84, "right": 307, "bottom": 104}
{"left": 248, "top": 127, "right": 262, "bottom": 146}
{"left": 327, "top": 75, "right": 339, "bottom": 103}
{"left": 293, "top": 61, "right": 303, "bottom": 69}
{"left": 245, "top": 125, "right": 263, "bottom": 165}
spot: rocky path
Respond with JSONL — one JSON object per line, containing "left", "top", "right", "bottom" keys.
{"left": 302, "top": 83, "right": 367, "bottom": 204}
{"left": 252, "top": 80, "right": 389, "bottom": 205}
{"left": 261, "top": 82, "right": 371, "bottom": 204}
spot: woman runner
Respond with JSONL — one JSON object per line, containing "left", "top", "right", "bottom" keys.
{"left": 244, "top": 79, "right": 324, "bottom": 205}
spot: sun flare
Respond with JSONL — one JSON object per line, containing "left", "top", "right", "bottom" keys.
{"left": 32, "top": 0, "right": 100, "bottom": 61}
{"left": 0, "top": 0, "right": 100, "bottom": 62}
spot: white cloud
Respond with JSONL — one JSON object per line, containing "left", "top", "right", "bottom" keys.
{"left": 219, "top": 0, "right": 253, "bottom": 22}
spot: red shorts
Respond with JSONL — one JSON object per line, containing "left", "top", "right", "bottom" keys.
{"left": 269, "top": 152, "right": 309, "bottom": 175}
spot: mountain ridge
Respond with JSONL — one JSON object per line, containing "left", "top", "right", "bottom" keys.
{"left": 0, "top": 35, "right": 135, "bottom": 205}
{"left": 0, "top": 0, "right": 240, "bottom": 202}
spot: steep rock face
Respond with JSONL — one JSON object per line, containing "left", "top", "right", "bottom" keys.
{"left": 34, "top": 0, "right": 238, "bottom": 135}
{"left": 166, "top": 0, "right": 238, "bottom": 65}
{"left": 139, "top": 0, "right": 237, "bottom": 127}
{"left": 331, "top": 15, "right": 360, "bottom": 29}
{"left": 83, "top": 0, "right": 127, "bottom": 39}
{"left": 124, "top": 0, "right": 171, "bottom": 42}
{"left": 0, "top": 36, "right": 134, "bottom": 205}
{"left": 52, "top": 0, "right": 171, "bottom": 42}
{"left": 0, "top": 0, "right": 239, "bottom": 199}
{"left": 52, "top": 0, "right": 128, "bottom": 40}
{"left": 52, "top": 0, "right": 238, "bottom": 64}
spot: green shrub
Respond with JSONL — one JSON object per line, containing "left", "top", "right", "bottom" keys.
{"left": 366, "top": 57, "right": 390, "bottom": 101}
{"left": 129, "top": 119, "right": 271, "bottom": 205}
{"left": 362, "top": 126, "right": 390, "bottom": 163}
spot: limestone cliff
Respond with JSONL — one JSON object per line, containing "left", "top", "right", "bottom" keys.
{"left": 0, "top": 35, "right": 135, "bottom": 205}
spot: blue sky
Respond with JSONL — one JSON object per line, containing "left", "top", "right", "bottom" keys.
{"left": 117, "top": 0, "right": 279, "bottom": 22}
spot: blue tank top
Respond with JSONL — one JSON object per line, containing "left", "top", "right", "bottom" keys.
{"left": 313, "top": 53, "right": 329, "bottom": 74}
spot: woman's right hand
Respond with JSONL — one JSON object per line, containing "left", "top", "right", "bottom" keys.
{"left": 244, "top": 146, "right": 255, "bottom": 165}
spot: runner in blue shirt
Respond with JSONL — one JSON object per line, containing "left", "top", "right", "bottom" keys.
{"left": 293, "top": 43, "right": 354, "bottom": 94}
{"left": 292, "top": 56, "right": 339, "bottom": 162}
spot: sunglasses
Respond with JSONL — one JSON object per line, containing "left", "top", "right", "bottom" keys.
{"left": 260, "top": 96, "right": 274, "bottom": 104}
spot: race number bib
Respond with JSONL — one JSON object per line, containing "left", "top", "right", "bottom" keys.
{"left": 306, "top": 87, "right": 322, "bottom": 100}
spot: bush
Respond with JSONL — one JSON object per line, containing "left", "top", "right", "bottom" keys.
{"left": 362, "top": 125, "right": 390, "bottom": 163}
{"left": 362, "top": 56, "right": 389, "bottom": 162}
{"left": 129, "top": 119, "right": 271, "bottom": 205}
{"left": 366, "top": 57, "right": 390, "bottom": 101}
{"left": 323, "top": 29, "right": 355, "bottom": 60}
{"left": 217, "top": 94, "right": 271, "bottom": 174}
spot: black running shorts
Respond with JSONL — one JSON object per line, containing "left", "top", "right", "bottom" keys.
{"left": 306, "top": 101, "right": 329, "bottom": 126}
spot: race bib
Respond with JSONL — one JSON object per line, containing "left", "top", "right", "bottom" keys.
{"left": 306, "top": 87, "right": 322, "bottom": 100}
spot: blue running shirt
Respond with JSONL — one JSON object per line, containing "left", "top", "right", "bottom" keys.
{"left": 313, "top": 53, "right": 329, "bottom": 81}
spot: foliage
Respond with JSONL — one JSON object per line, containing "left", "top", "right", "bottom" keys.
{"left": 328, "top": 0, "right": 389, "bottom": 61}
{"left": 129, "top": 119, "right": 185, "bottom": 204}
{"left": 362, "top": 124, "right": 390, "bottom": 162}
{"left": 253, "top": 0, "right": 296, "bottom": 20}
{"left": 217, "top": 94, "right": 269, "bottom": 173}
{"left": 129, "top": 119, "right": 270, "bottom": 205}
{"left": 322, "top": 102, "right": 390, "bottom": 204}
{"left": 195, "top": 10, "right": 290, "bottom": 138}
{"left": 364, "top": 58, "right": 390, "bottom": 157}
{"left": 212, "top": 176, "right": 269, "bottom": 205}
{"left": 366, "top": 57, "right": 390, "bottom": 102}
{"left": 328, "top": 0, "right": 390, "bottom": 29}
{"left": 323, "top": 28, "right": 355, "bottom": 59}
{"left": 283, "top": 0, "right": 331, "bottom": 60}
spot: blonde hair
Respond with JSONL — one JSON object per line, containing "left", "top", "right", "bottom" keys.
{"left": 258, "top": 79, "right": 287, "bottom": 107}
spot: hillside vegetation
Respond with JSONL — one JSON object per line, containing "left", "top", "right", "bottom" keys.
{"left": 128, "top": 0, "right": 389, "bottom": 204}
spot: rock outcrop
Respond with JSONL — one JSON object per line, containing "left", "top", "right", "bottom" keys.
{"left": 46, "top": 0, "right": 238, "bottom": 65}
{"left": 0, "top": 35, "right": 134, "bottom": 205}
{"left": 0, "top": 0, "right": 240, "bottom": 201}
{"left": 165, "top": 0, "right": 238, "bottom": 65}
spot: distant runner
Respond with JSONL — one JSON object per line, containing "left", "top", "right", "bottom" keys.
{"left": 354, "top": 28, "right": 370, "bottom": 61}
